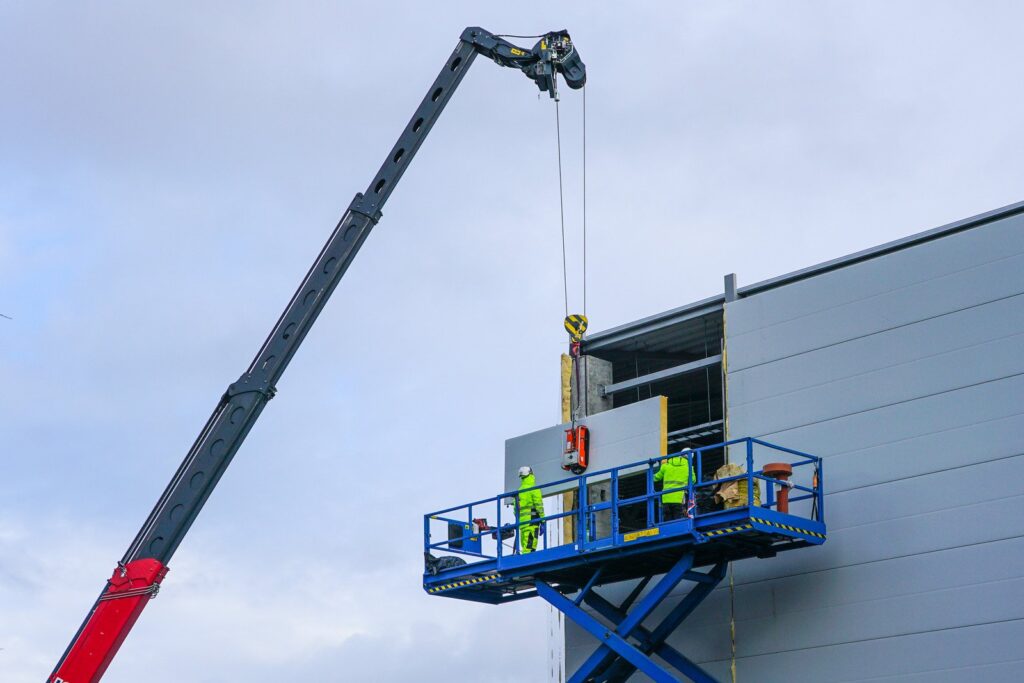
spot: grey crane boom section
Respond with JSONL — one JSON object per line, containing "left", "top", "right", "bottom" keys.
{"left": 50, "top": 26, "right": 585, "bottom": 683}
{"left": 122, "top": 27, "right": 586, "bottom": 566}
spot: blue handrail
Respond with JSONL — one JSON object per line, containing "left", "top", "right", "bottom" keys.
{"left": 424, "top": 437, "right": 823, "bottom": 562}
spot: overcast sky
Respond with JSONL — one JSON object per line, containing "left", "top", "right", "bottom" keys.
{"left": 2, "top": 2, "right": 1023, "bottom": 681}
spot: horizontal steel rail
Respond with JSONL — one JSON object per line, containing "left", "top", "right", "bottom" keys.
{"left": 424, "top": 437, "right": 825, "bottom": 565}
{"left": 600, "top": 355, "right": 722, "bottom": 396}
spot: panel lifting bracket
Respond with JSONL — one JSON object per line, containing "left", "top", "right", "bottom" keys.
{"left": 536, "top": 554, "right": 728, "bottom": 683}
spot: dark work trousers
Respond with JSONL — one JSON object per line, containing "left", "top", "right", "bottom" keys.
{"left": 662, "top": 501, "right": 686, "bottom": 521}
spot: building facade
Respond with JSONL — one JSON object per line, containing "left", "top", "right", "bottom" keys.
{"left": 563, "top": 201, "right": 1024, "bottom": 681}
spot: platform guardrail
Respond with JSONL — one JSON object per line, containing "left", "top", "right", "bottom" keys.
{"left": 424, "top": 437, "right": 823, "bottom": 563}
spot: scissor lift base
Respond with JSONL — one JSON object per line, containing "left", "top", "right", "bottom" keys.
{"left": 539, "top": 552, "right": 726, "bottom": 682}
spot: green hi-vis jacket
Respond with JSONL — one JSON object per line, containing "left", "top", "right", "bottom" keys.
{"left": 517, "top": 473, "right": 544, "bottom": 521}
{"left": 654, "top": 455, "right": 693, "bottom": 504}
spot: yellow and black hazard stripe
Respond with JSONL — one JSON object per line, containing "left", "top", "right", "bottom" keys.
{"left": 704, "top": 523, "right": 753, "bottom": 537}
{"left": 751, "top": 517, "right": 826, "bottom": 539}
{"left": 426, "top": 575, "right": 498, "bottom": 594}
{"left": 564, "top": 314, "right": 588, "bottom": 342}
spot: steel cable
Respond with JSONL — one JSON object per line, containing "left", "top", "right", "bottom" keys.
{"left": 555, "top": 99, "right": 569, "bottom": 318}
{"left": 582, "top": 85, "right": 587, "bottom": 317}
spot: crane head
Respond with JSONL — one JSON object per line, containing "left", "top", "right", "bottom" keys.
{"left": 464, "top": 27, "right": 587, "bottom": 100}
{"left": 527, "top": 30, "right": 587, "bottom": 99}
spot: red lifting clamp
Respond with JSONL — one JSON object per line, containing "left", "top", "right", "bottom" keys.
{"left": 562, "top": 313, "right": 590, "bottom": 474}
{"left": 563, "top": 425, "right": 589, "bottom": 474}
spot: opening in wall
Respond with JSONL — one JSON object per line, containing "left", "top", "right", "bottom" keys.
{"left": 582, "top": 307, "right": 726, "bottom": 478}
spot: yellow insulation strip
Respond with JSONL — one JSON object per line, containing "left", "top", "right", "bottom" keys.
{"left": 562, "top": 490, "right": 576, "bottom": 544}
{"left": 723, "top": 304, "right": 737, "bottom": 683}
{"left": 560, "top": 353, "right": 575, "bottom": 543}
{"left": 659, "top": 395, "right": 668, "bottom": 456}
{"left": 561, "top": 353, "right": 572, "bottom": 423}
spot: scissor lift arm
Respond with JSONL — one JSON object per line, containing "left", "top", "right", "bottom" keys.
{"left": 49, "top": 27, "right": 585, "bottom": 683}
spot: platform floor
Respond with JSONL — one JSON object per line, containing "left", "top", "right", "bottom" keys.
{"left": 423, "top": 506, "right": 826, "bottom": 604}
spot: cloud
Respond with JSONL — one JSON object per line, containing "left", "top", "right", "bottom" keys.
{"left": 2, "top": 2, "right": 1023, "bottom": 681}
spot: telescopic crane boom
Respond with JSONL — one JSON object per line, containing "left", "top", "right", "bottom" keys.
{"left": 49, "top": 27, "right": 585, "bottom": 683}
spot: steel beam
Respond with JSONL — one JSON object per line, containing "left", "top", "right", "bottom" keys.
{"left": 601, "top": 355, "right": 722, "bottom": 397}
{"left": 667, "top": 419, "right": 724, "bottom": 440}
{"left": 582, "top": 299, "right": 723, "bottom": 352}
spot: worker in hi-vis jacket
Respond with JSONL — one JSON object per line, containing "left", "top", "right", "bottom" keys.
{"left": 517, "top": 466, "right": 544, "bottom": 553}
{"left": 655, "top": 454, "right": 693, "bottom": 522}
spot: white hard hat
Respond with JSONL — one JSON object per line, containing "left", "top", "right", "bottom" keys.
{"left": 518, "top": 466, "right": 533, "bottom": 478}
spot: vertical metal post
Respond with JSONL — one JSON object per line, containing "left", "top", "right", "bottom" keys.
{"left": 646, "top": 463, "right": 654, "bottom": 528}
{"left": 496, "top": 497, "right": 503, "bottom": 559}
{"left": 578, "top": 475, "right": 587, "bottom": 548}
{"left": 611, "top": 470, "right": 620, "bottom": 541}
{"left": 687, "top": 451, "right": 695, "bottom": 518}
{"left": 817, "top": 461, "right": 825, "bottom": 522}
{"left": 696, "top": 450, "right": 703, "bottom": 519}
{"left": 724, "top": 273, "right": 738, "bottom": 302}
{"left": 423, "top": 515, "right": 430, "bottom": 554}
{"left": 746, "top": 438, "right": 754, "bottom": 507}
{"left": 543, "top": 491, "right": 549, "bottom": 551}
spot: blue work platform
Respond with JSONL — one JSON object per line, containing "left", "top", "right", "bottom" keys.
{"left": 423, "top": 438, "right": 826, "bottom": 683}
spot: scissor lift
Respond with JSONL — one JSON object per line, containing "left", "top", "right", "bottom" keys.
{"left": 423, "top": 438, "right": 826, "bottom": 683}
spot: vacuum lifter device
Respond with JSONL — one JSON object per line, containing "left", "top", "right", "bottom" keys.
{"left": 49, "top": 27, "right": 585, "bottom": 683}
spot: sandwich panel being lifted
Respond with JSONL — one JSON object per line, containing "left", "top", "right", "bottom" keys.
{"left": 504, "top": 396, "right": 667, "bottom": 494}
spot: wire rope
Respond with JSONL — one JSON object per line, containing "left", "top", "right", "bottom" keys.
{"left": 555, "top": 99, "right": 569, "bottom": 318}
{"left": 582, "top": 84, "right": 587, "bottom": 317}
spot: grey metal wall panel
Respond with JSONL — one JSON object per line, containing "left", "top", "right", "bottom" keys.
{"left": 758, "top": 373, "right": 1024, "bottom": 459}
{"left": 806, "top": 411, "right": 1024, "bottom": 495}
{"left": 563, "top": 212, "right": 1024, "bottom": 681}
{"left": 683, "top": 536, "right": 1024, "bottom": 631}
{"left": 818, "top": 454, "right": 1024, "bottom": 531}
{"left": 503, "top": 396, "right": 665, "bottom": 494}
{"left": 719, "top": 619, "right": 1024, "bottom": 682}
{"left": 720, "top": 216, "right": 1023, "bottom": 678}
{"left": 729, "top": 293, "right": 1024, "bottom": 406}
{"left": 729, "top": 330, "right": 1024, "bottom": 438}
{"left": 728, "top": 251, "right": 1024, "bottom": 372}
{"left": 732, "top": 486, "right": 1024, "bottom": 584}
{"left": 569, "top": 624, "right": 1024, "bottom": 682}
{"left": 726, "top": 211, "right": 1024, "bottom": 337}
{"left": 567, "top": 494, "right": 1024, "bottom": 665}
{"left": 567, "top": 539, "right": 1024, "bottom": 675}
